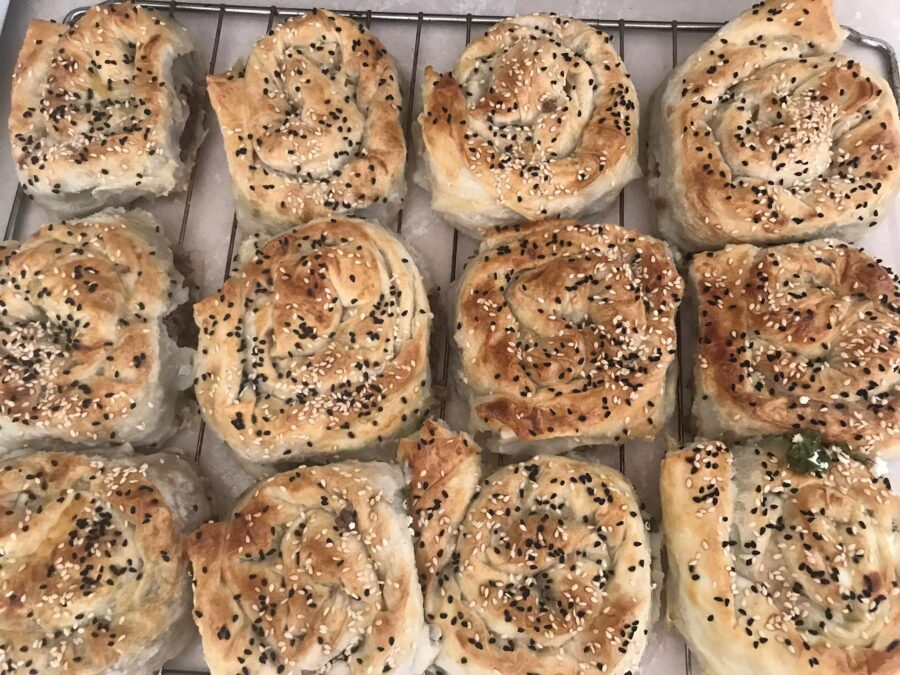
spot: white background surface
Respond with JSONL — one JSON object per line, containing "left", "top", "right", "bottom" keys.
{"left": 0, "top": 1, "right": 898, "bottom": 673}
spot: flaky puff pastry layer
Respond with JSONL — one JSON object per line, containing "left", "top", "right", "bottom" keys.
{"left": 0, "top": 208, "right": 192, "bottom": 452}
{"left": 398, "top": 419, "right": 653, "bottom": 675}
{"left": 10, "top": 2, "right": 206, "bottom": 218}
{"left": 419, "top": 14, "right": 640, "bottom": 236}
{"left": 661, "top": 438, "right": 899, "bottom": 675}
{"left": 0, "top": 446, "right": 209, "bottom": 674}
{"left": 208, "top": 9, "right": 406, "bottom": 235}
{"left": 454, "top": 219, "right": 683, "bottom": 453}
{"left": 194, "top": 217, "right": 431, "bottom": 464}
{"left": 691, "top": 239, "right": 900, "bottom": 458}
{"left": 187, "top": 461, "right": 436, "bottom": 675}
{"left": 648, "top": 0, "right": 900, "bottom": 251}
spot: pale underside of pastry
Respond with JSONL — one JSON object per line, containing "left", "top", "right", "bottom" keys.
{"left": 208, "top": 8, "right": 407, "bottom": 235}
{"left": 194, "top": 216, "right": 432, "bottom": 464}
{"left": 187, "top": 460, "right": 437, "bottom": 675}
{"left": 9, "top": 1, "right": 207, "bottom": 218}
{"left": 398, "top": 419, "right": 653, "bottom": 675}
{"left": 661, "top": 437, "right": 900, "bottom": 675}
{"left": 648, "top": 0, "right": 900, "bottom": 251}
{"left": 418, "top": 13, "right": 640, "bottom": 236}
{"left": 0, "top": 208, "right": 193, "bottom": 452}
{"left": 454, "top": 218, "right": 683, "bottom": 454}
{"left": 691, "top": 238, "right": 900, "bottom": 458}
{"left": 0, "top": 445, "right": 209, "bottom": 675}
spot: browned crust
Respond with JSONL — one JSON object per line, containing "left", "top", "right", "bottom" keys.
{"left": 420, "top": 14, "right": 639, "bottom": 227}
{"left": 397, "top": 418, "right": 482, "bottom": 582}
{"left": 0, "top": 450, "right": 194, "bottom": 673}
{"left": 9, "top": 2, "right": 200, "bottom": 205}
{"left": 207, "top": 9, "right": 406, "bottom": 229}
{"left": 455, "top": 218, "right": 683, "bottom": 445}
{"left": 662, "top": 440, "right": 900, "bottom": 674}
{"left": 405, "top": 442, "right": 652, "bottom": 674}
{"left": 0, "top": 210, "right": 183, "bottom": 446}
{"left": 193, "top": 217, "right": 431, "bottom": 462}
{"left": 691, "top": 239, "right": 900, "bottom": 456}
{"left": 187, "top": 462, "right": 423, "bottom": 674}
{"left": 651, "top": 0, "right": 900, "bottom": 249}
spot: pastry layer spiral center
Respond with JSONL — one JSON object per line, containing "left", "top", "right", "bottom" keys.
{"left": 251, "top": 42, "right": 366, "bottom": 179}
{"left": 465, "top": 38, "right": 592, "bottom": 163}
{"left": 742, "top": 250, "right": 900, "bottom": 406}
{"left": 245, "top": 240, "right": 410, "bottom": 402}
{"left": 732, "top": 451, "right": 896, "bottom": 649}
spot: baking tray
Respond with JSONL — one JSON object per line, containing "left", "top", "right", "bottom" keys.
{"left": 3, "top": 2, "right": 899, "bottom": 673}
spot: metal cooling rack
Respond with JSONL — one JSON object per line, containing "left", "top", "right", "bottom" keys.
{"left": 4, "top": 3, "right": 898, "bottom": 673}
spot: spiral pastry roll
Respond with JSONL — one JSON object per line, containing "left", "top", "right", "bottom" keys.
{"left": 692, "top": 239, "right": 900, "bottom": 457}
{"left": 0, "top": 446, "right": 209, "bottom": 674}
{"left": 187, "top": 461, "right": 435, "bottom": 675}
{"left": 419, "top": 14, "right": 640, "bottom": 235}
{"left": 399, "top": 419, "right": 653, "bottom": 675}
{"left": 662, "top": 437, "right": 900, "bottom": 675}
{"left": 9, "top": 1, "right": 207, "bottom": 218}
{"left": 0, "top": 208, "right": 192, "bottom": 451}
{"left": 454, "top": 219, "right": 683, "bottom": 453}
{"left": 208, "top": 9, "right": 406, "bottom": 235}
{"left": 194, "top": 217, "right": 431, "bottom": 463}
{"left": 648, "top": 0, "right": 900, "bottom": 251}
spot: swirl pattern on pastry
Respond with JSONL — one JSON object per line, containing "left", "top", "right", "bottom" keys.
{"left": 208, "top": 9, "right": 406, "bottom": 235}
{"left": 194, "top": 217, "right": 431, "bottom": 463}
{"left": 0, "top": 446, "right": 209, "bottom": 674}
{"left": 691, "top": 239, "right": 900, "bottom": 457}
{"left": 187, "top": 461, "right": 435, "bottom": 675}
{"left": 661, "top": 438, "right": 900, "bottom": 675}
{"left": 0, "top": 208, "right": 192, "bottom": 451}
{"left": 399, "top": 419, "right": 653, "bottom": 675}
{"left": 9, "top": 1, "right": 206, "bottom": 218}
{"left": 454, "top": 219, "right": 683, "bottom": 453}
{"left": 648, "top": 0, "right": 900, "bottom": 251}
{"left": 419, "top": 13, "right": 640, "bottom": 235}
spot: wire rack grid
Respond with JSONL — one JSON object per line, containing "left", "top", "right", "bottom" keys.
{"left": 3, "top": 2, "right": 899, "bottom": 673}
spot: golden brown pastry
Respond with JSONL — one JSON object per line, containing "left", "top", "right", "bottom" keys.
{"left": 454, "top": 219, "right": 683, "bottom": 453}
{"left": 208, "top": 9, "right": 406, "bottom": 235}
{"left": 193, "top": 217, "right": 431, "bottom": 464}
{"left": 397, "top": 419, "right": 482, "bottom": 584}
{"left": 0, "top": 208, "right": 192, "bottom": 452}
{"left": 648, "top": 0, "right": 900, "bottom": 251}
{"left": 691, "top": 239, "right": 900, "bottom": 457}
{"left": 187, "top": 461, "right": 436, "bottom": 675}
{"left": 399, "top": 419, "right": 653, "bottom": 674}
{"left": 661, "top": 436, "right": 900, "bottom": 675}
{"left": 9, "top": 1, "right": 206, "bottom": 218}
{"left": 418, "top": 13, "right": 640, "bottom": 236}
{"left": 0, "top": 446, "right": 209, "bottom": 674}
